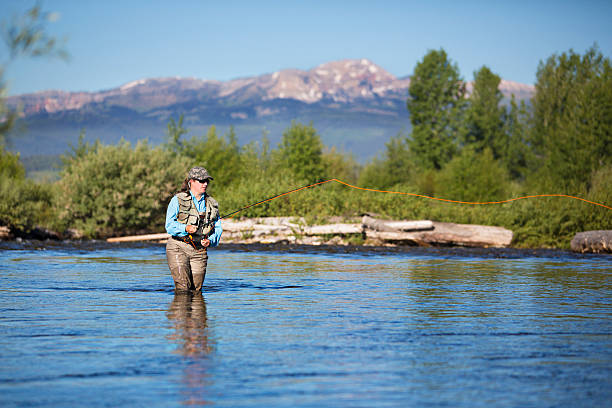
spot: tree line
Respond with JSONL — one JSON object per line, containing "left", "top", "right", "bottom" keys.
{"left": 0, "top": 6, "right": 610, "bottom": 247}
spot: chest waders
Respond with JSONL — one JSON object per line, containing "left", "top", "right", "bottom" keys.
{"left": 175, "top": 192, "right": 219, "bottom": 250}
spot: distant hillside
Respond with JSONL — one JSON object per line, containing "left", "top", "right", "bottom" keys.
{"left": 7, "top": 59, "right": 534, "bottom": 162}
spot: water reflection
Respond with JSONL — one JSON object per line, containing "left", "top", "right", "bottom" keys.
{"left": 167, "top": 291, "right": 214, "bottom": 405}
{"left": 167, "top": 291, "right": 212, "bottom": 356}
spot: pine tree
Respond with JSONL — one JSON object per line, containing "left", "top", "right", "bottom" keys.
{"left": 464, "top": 66, "right": 506, "bottom": 157}
{"left": 407, "top": 49, "right": 466, "bottom": 170}
{"left": 503, "top": 95, "right": 530, "bottom": 180}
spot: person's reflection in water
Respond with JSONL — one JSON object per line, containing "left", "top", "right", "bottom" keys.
{"left": 167, "top": 291, "right": 214, "bottom": 405}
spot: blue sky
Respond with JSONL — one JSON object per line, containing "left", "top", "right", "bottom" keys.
{"left": 2, "top": 0, "right": 611, "bottom": 95}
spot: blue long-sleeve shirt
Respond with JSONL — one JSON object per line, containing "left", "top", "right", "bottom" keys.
{"left": 165, "top": 192, "right": 222, "bottom": 247}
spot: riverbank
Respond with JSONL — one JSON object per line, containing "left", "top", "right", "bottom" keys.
{"left": 2, "top": 215, "right": 610, "bottom": 253}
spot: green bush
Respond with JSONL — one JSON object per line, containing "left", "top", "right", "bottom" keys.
{"left": 55, "top": 140, "right": 186, "bottom": 238}
{"left": 436, "top": 147, "right": 510, "bottom": 202}
{"left": 0, "top": 177, "right": 55, "bottom": 232}
{"left": 0, "top": 147, "right": 55, "bottom": 232}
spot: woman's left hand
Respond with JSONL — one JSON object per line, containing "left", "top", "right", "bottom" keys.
{"left": 200, "top": 238, "right": 211, "bottom": 248}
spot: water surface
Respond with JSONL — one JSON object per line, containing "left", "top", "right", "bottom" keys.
{"left": 1, "top": 242, "right": 611, "bottom": 407}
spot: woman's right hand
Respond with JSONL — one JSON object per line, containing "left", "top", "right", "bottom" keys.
{"left": 185, "top": 225, "right": 197, "bottom": 234}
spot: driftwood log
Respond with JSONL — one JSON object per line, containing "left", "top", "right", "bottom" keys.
{"left": 107, "top": 233, "right": 169, "bottom": 243}
{"left": 363, "top": 216, "right": 513, "bottom": 248}
{"left": 570, "top": 230, "right": 612, "bottom": 254}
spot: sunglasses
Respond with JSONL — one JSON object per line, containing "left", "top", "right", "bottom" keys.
{"left": 194, "top": 179, "right": 210, "bottom": 183}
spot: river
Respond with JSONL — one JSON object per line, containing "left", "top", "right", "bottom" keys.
{"left": 1, "top": 241, "right": 611, "bottom": 407}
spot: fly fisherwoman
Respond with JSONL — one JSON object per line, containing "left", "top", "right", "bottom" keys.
{"left": 165, "top": 166, "right": 222, "bottom": 292}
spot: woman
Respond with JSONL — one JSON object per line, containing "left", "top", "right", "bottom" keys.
{"left": 165, "top": 166, "right": 222, "bottom": 291}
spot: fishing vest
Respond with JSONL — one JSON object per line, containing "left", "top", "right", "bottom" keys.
{"left": 175, "top": 192, "right": 219, "bottom": 239}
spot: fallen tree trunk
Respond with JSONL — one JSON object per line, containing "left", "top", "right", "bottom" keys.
{"left": 570, "top": 230, "right": 612, "bottom": 254}
{"left": 363, "top": 219, "right": 513, "bottom": 248}
{"left": 420, "top": 222, "right": 513, "bottom": 247}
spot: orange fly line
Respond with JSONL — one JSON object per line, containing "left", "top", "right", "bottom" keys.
{"left": 221, "top": 178, "right": 612, "bottom": 219}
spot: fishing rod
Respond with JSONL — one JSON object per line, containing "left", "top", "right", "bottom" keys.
{"left": 220, "top": 179, "right": 333, "bottom": 220}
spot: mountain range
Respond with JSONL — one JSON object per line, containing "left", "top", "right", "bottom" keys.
{"left": 7, "top": 59, "right": 534, "bottom": 161}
